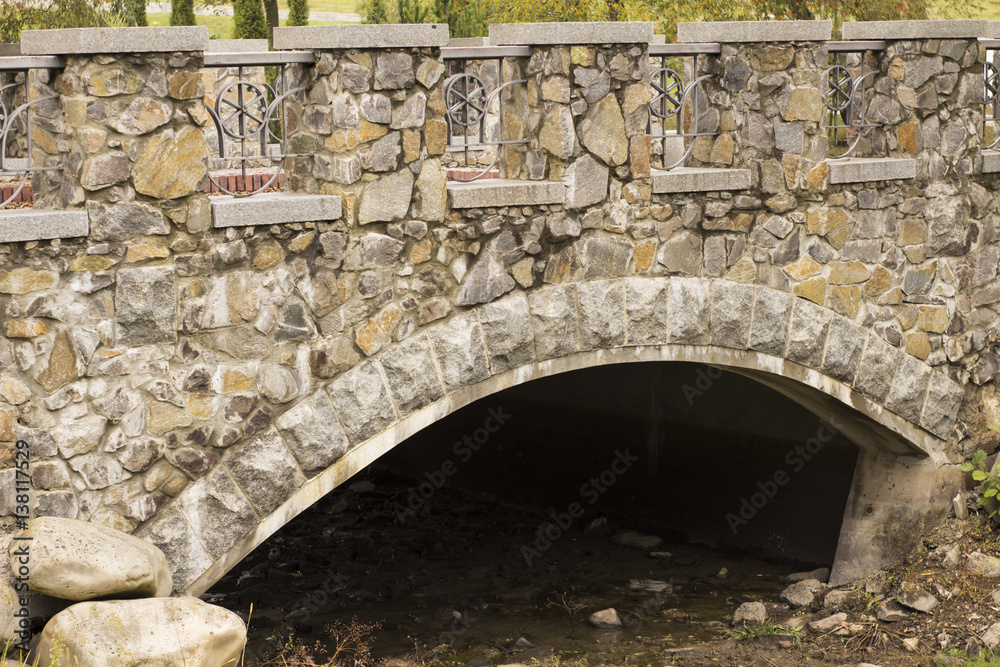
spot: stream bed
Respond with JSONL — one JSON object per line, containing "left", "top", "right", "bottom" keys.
{"left": 206, "top": 467, "right": 815, "bottom": 666}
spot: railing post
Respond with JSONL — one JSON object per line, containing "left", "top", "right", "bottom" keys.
{"left": 675, "top": 20, "right": 832, "bottom": 191}
{"left": 273, "top": 24, "right": 450, "bottom": 226}
{"left": 18, "top": 27, "right": 211, "bottom": 238}
{"left": 488, "top": 22, "right": 654, "bottom": 209}
{"left": 840, "top": 21, "right": 986, "bottom": 175}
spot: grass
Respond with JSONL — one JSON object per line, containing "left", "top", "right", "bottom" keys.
{"left": 146, "top": 12, "right": 344, "bottom": 38}
{"left": 726, "top": 619, "right": 804, "bottom": 645}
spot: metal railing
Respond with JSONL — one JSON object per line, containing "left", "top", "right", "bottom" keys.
{"left": 202, "top": 51, "right": 314, "bottom": 197}
{"left": 982, "top": 39, "right": 1000, "bottom": 150}
{"left": 440, "top": 46, "right": 530, "bottom": 182}
{"left": 826, "top": 41, "right": 885, "bottom": 159}
{"left": 648, "top": 43, "right": 719, "bottom": 170}
{"left": 0, "top": 55, "right": 65, "bottom": 209}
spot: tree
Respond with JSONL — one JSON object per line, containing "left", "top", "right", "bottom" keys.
{"left": 129, "top": 0, "right": 148, "bottom": 25}
{"left": 433, "top": 0, "right": 487, "bottom": 37}
{"left": 171, "top": 0, "right": 196, "bottom": 25}
{"left": 233, "top": 0, "right": 268, "bottom": 39}
{"left": 263, "top": 0, "right": 279, "bottom": 39}
{"left": 360, "top": 0, "right": 392, "bottom": 23}
{"left": 1, "top": 0, "right": 138, "bottom": 42}
{"left": 288, "top": 0, "right": 310, "bottom": 25}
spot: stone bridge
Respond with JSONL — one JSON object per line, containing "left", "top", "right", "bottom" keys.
{"left": 0, "top": 18, "right": 997, "bottom": 600}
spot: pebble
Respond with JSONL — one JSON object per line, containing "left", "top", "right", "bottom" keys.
{"left": 612, "top": 529, "right": 662, "bottom": 549}
{"left": 808, "top": 612, "right": 847, "bottom": 633}
{"left": 780, "top": 578, "right": 822, "bottom": 608}
{"left": 784, "top": 567, "right": 830, "bottom": 584}
{"left": 897, "top": 582, "right": 939, "bottom": 613}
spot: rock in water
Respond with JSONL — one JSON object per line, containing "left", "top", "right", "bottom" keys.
{"left": 11, "top": 516, "right": 172, "bottom": 601}
{"left": 588, "top": 608, "right": 622, "bottom": 628}
{"left": 784, "top": 567, "right": 830, "bottom": 584}
{"left": 33, "top": 597, "right": 246, "bottom": 667}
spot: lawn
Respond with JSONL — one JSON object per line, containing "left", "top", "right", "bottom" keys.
{"left": 274, "top": 0, "right": 358, "bottom": 15}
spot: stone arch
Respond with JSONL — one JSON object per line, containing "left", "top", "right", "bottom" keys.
{"left": 138, "top": 276, "right": 966, "bottom": 596}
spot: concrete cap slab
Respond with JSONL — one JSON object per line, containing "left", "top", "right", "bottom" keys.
{"left": 842, "top": 20, "right": 988, "bottom": 40}
{"left": 489, "top": 22, "right": 654, "bottom": 45}
{"left": 989, "top": 21, "right": 1000, "bottom": 38}
{"left": 0, "top": 209, "right": 89, "bottom": 243}
{"left": 652, "top": 167, "right": 752, "bottom": 193}
{"left": 826, "top": 157, "right": 916, "bottom": 184}
{"left": 206, "top": 39, "right": 269, "bottom": 53}
{"left": 211, "top": 193, "right": 342, "bottom": 228}
{"left": 448, "top": 179, "right": 564, "bottom": 208}
{"left": 19, "top": 26, "right": 209, "bottom": 55}
{"left": 447, "top": 37, "right": 490, "bottom": 47}
{"left": 0, "top": 43, "right": 20, "bottom": 57}
{"left": 677, "top": 20, "right": 832, "bottom": 43}
{"left": 273, "top": 24, "right": 449, "bottom": 50}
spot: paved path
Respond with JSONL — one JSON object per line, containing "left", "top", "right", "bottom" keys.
{"left": 147, "top": 2, "right": 362, "bottom": 23}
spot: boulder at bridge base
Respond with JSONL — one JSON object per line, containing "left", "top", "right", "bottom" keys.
{"left": 33, "top": 597, "right": 246, "bottom": 667}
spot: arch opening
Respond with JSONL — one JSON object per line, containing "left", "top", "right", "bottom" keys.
{"left": 207, "top": 361, "right": 866, "bottom": 663}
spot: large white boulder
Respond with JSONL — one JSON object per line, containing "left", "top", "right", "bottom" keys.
{"left": 0, "top": 580, "right": 18, "bottom": 642}
{"left": 9, "top": 517, "right": 172, "bottom": 601}
{"left": 34, "top": 597, "right": 246, "bottom": 667}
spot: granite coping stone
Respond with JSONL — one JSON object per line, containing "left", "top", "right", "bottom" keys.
{"left": 827, "top": 157, "right": 916, "bottom": 184}
{"left": 20, "top": 26, "right": 209, "bottom": 55}
{"left": 273, "top": 24, "right": 449, "bottom": 50}
{"left": 211, "top": 193, "right": 342, "bottom": 228}
{"left": 0, "top": 43, "right": 20, "bottom": 57}
{"left": 489, "top": 22, "right": 654, "bottom": 45}
{"left": 447, "top": 179, "right": 565, "bottom": 208}
{"left": 983, "top": 150, "right": 1000, "bottom": 173}
{"left": 206, "top": 39, "right": 269, "bottom": 53}
{"left": 842, "top": 20, "right": 988, "bottom": 40}
{"left": 651, "top": 167, "right": 752, "bottom": 193}
{"left": 677, "top": 20, "right": 831, "bottom": 43}
{"left": 0, "top": 209, "right": 89, "bottom": 243}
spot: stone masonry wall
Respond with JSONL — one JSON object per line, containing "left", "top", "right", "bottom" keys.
{"left": 0, "top": 22, "right": 997, "bottom": 596}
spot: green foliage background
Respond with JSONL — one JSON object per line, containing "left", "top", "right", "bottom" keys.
{"left": 233, "top": 0, "right": 269, "bottom": 39}
{"left": 171, "top": 0, "right": 197, "bottom": 25}
{"left": 288, "top": 0, "right": 311, "bottom": 25}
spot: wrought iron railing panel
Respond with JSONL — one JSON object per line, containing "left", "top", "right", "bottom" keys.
{"left": 0, "top": 56, "right": 66, "bottom": 209}
{"left": 203, "top": 53, "right": 312, "bottom": 197}
{"left": 441, "top": 46, "right": 529, "bottom": 182}
{"left": 826, "top": 41, "right": 884, "bottom": 159}
{"left": 982, "top": 39, "right": 1000, "bottom": 150}
{"left": 647, "top": 44, "right": 719, "bottom": 170}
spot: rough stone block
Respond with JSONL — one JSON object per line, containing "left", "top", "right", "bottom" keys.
{"left": 854, "top": 334, "right": 902, "bottom": 403}
{"left": 625, "top": 277, "right": 670, "bottom": 346}
{"left": 528, "top": 285, "right": 580, "bottom": 360}
{"left": 577, "top": 280, "right": 626, "bottom": 350}
{"left": 175, "top": 467, "right": 257, "bottom": 559}
{"left": 115, "top": 266, "right": 176, "bottom": 347}
{"left": 477, "top": 292, "right": 535, "bottom": 374}
{"left": 427, "top": 312, "right": 491, "bottom": 392}
{"left": 821, "top": 315, "right": 866, "bottom": 385}
{"left": 378, "top": 334, "right": 445, "bottom": 416}
{"left": 326, "top": 361, "right": 397, "bottom": 443}
{"left": 137, "top": 506, "right": 214, "bottom": 593}
{"left": 709, "top": 280, "right": 754, "bottom": 349}
{"left": 668, "top": 277, "right": 710, "bottom": 344}
{"left": 225, "top": 427, "right": 306, "bottom": 516}
{"left": 786, "top": 298, "right": 832, "bottom": 369}
{"left": 885, "top": 354, "right": 933, "bottom": 424}
{"left": 275, "top": 391, "right": 350, "bottom": 474}
{"left": 920, "top": 373, "right": 966, "bottom": 439}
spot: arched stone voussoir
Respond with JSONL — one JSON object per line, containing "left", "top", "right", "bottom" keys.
{"left": 148, "top": 276, "right": 965, "bottom": 597}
